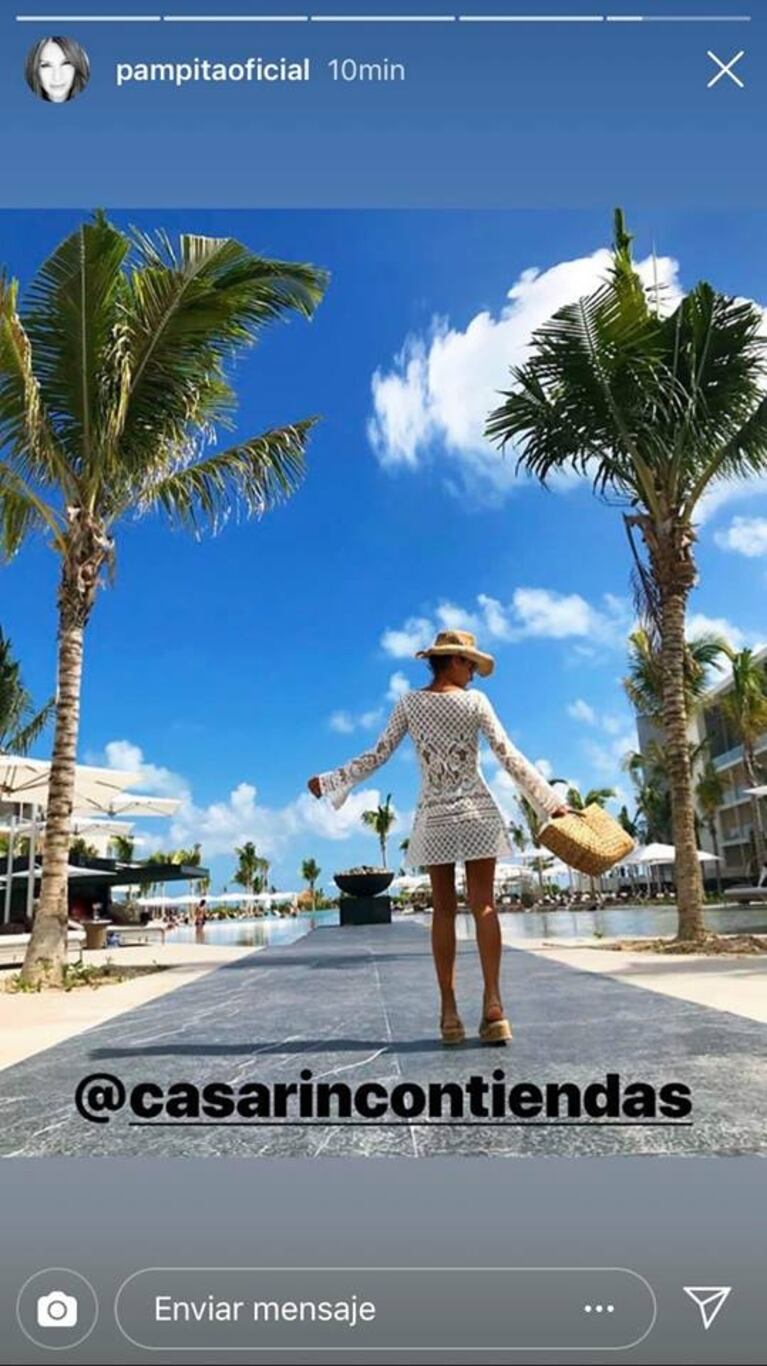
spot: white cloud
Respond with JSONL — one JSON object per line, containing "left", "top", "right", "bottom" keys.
{"left": 567, "top": 699, "right": 597, "bottom": 725}
{"left": 713, "top": 515, "right": 767, "bottom": 558}
{"left": 381, "top": 590, "right": 630, "bottom": 663}
{"left": 512, "top": 588, "right": 629, "bottom": 643}
{"left": 95, "top": 735, "right": 410, "bottom": 868}
{"left": 582, "top": 732, "right": 638, "bottom": 781}
{"left": 100, "top": 739, "right": 190, "bottom": 799}
{"left": 360, "top": 708, "right": 384, "bottom": 729}
{"left": 170, "top": 777, "right": 411, "bottom": 862}
{"left": 434, "top": 601, "right": 483, "bottom": 634}
{"left": 386, "top": 671, "right": 410, "bottom": 701}
{"left": 697, "top": 476, "right": 767, "bottom": 526}
{"left": 329, "top": 711, "right": 355, "bottom": 734}
{"left": 567, "top": 702, "right": 628, "bottom": 736}
{"left": 329, "top": 708, "right": 383, "bottom": 734}
{"left": 601, "top": 715, "right": 624, "bottom": 736}
{"left": 368, "top": 247, "right": 683, "bottom": 498}
{"left": 380, "top": 616, "right": 434, "bottom": 658}
{"left": 686, "top": 612, "right": 749, "bottom": 650}
{"left": 476, "top": 594, "right": 516, "bottom": 641}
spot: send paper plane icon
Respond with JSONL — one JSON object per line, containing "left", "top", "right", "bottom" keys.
{"left": 683, "top": 1286, "right": 732, "bottom": 1331}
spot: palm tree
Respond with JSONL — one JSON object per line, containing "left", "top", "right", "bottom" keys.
{"left": 135, "top": 849, "right": 168, "bottom": 900}
{"left": 486, "top": 210, "right": 767, "bottom": 942}
{"left": 254, "top": 856, "right": 270, "bottom": 894}
{"left": 720, "top": 648, "right": 767, "bottom": 873}
{"left": 175, "top": 841, "right": 203, "bottom": 905}
{"left": 397, "top": 836, "right": 410, "bottom": 874}
{"left": 508, "top": 819, "right": 527, "bottom": 855}
{"left": 514, "top": 796, "right": 548, "bottom": 892}
{"left": 69, "top": 835, "right": 98, "bottom": 861}
{"left": 361, "top": 793, "right": 396, "bottom": 868}
{"left": 622, "top": 623, "right": 729, "bottom": 848}
{"left": 233, "top": 841, "right": 260, "bottom": 897}
{"left": 618, "top": 805, "right": 638, "bottom": 837}
{"left": 0, "top": 215, "right": 327, "bottom": 985}
{"left": 109, "top": 833, "right": 135, "bottom": 861}
{"left": 301, "top": 857, "right": 321, "bottom": 909}
{"left": 622, "top": 744, "right": 676, "bottom": 844}
{"left": 695, "top": 759, "right": 727, "bottom": 896}
{"left": 623, "top": 625, "right": 730, "bottom": 724}
{"left": 0, "top": 627, "right": 54, "bottom": 754}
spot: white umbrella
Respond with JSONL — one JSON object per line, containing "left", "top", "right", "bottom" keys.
{"left": 73, "top": 793, "right": 181, "bottom": 818}
{"left": 71, "top": 819, "right": 135, "bottom": 839}
{"left": 626, "top": 842, "right": 719, "bottom": 864}
{"left": 0, "top": 756, "right": 142, "bottom": 807}
{"left": 1, "top": 756, "right": 143, "bottom": 923}
{"left": 0, "top": 817, "right": 134, "bottom": 840}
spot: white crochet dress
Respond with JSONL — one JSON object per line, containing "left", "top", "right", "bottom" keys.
{"left": 317, "top": 688, "right": 563, "bottom": 868}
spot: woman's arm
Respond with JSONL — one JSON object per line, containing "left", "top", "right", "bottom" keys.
{"left": 475, "top": 691, "right": 565, "bottom": 822}
{"left": 310, "top": 696, "right": 409, "bottom": 810}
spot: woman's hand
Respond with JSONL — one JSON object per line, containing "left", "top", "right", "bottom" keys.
{"left": 551, "top": 804, "right": 575, "bottom": 819}
{"left": 307, "top": 776, "right": 322, "bottom": 799}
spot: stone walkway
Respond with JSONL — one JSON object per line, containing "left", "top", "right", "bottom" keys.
{"left": 1, "top": 922, "right": 765, "bottom": 1157}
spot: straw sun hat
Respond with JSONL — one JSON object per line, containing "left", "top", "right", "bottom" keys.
{"left": 415, "top": 630, "right": 495, "bottom": 678}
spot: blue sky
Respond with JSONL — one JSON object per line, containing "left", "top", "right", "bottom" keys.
{"left": 1, "top": 210, "right": 766, "bottom": 894}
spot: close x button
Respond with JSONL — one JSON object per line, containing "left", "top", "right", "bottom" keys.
{"left": 707, "top": 51, "right": 746, "bottom": 88}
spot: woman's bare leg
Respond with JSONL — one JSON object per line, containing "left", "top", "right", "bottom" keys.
{"left": 428, "top": 862, "right": 460, "bottom": 1024}
{"left": 465, "top": 858, "right": 504, "bottom": 1020}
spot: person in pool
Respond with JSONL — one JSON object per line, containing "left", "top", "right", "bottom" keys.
{"left": 308, "top": 629, "right": 573, "bottom": 1046}
{"left": 25, "top": 36, "right": 90, "bottom": 103}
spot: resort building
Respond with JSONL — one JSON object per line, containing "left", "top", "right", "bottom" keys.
{"left": 690, "top": 643, "right": 767, "bottom": 883}
{"left": 633, "top": 644, "right": 767, "bottom": 886}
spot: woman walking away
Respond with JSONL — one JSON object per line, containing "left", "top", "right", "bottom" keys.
{"left": 308, "top": 629, "right": 571, "bottom": 1046}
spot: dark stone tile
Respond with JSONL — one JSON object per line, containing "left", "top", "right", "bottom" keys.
{"left": 1, "top": 923, "right": 765, "bottom": 1158}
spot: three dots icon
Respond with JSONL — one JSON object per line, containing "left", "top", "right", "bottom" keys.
{"left": 583, "top": 1304, "right": 615, "bottom": 1314}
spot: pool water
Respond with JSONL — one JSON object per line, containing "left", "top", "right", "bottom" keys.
{"left": 436, "top": 905, "right": 767, "bottom": 942}
{"left": 165, "top": 909, "right": 339, "bottom": 949}
{"left": 165, "top": 903, "right": 767, "bottom": 948}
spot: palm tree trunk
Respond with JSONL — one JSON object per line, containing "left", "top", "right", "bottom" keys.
{"left": 660, "top": 584, "right": 706, "bottom": 941}
{"left": 20, "top": 613, "right": 84, "bottom": 986}
{"left": 380, "top": 835, "right": 387, "bottom": 868}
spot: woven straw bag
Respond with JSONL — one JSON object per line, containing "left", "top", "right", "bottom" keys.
{"left": 538, "top": 803, "right": 635, "bottom": 876}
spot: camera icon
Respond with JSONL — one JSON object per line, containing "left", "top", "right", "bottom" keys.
{"left": 36, "top": 1291, "right": 79, "bottom": 1328}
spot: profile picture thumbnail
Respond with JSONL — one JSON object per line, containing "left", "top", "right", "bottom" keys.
{"left": 25, "top": 35, "right": 90, "bottom": 103}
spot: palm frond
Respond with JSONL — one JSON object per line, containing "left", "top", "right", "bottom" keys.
{"left": 0, "top": 272, "right": 70, "bottom": 495}
{"left": 115, "top": 233, "right": 328, "bottom": 475}
{"left": 21, "top": 214, "right": 130, "bottom": 479}
{"left": 0, "top": 461, "right": 61, "bottom": 558}
{"left": 486, "top": 216, "right": 767, "bottom": 526}
{"left": 7, "top": 698, "right": 55, "bottom": 755}
{"left": 682, "top": 393, "right": 767, "bottom": 519}
{"left": 138, "top": 419, "right": 318, "bottom": 534}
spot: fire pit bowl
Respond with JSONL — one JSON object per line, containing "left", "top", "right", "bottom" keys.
{"left": 334, "top": 867, "right": 394, "bottom": 898}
